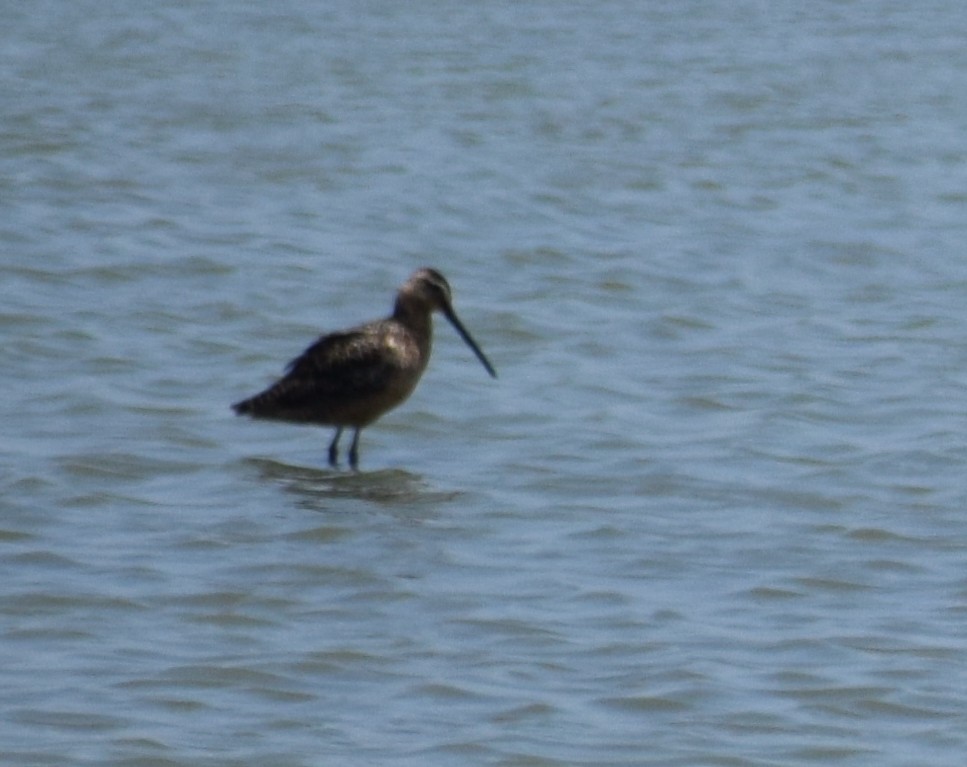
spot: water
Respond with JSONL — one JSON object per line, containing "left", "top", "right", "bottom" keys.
{"left": 4, "top": 1, "right": 967, "bottom": 764}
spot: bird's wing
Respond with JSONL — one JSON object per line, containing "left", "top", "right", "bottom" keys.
{"left": 280, "top": 326, "right": 404, "bottom": 397}
{"left": 233, "top": 323, "right": 409, "bottom": 419}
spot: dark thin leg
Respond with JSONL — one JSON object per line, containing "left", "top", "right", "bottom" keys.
{"left": 348, "top": 428, "right": 361, "bottom": 470}
{"left": 328, "top": 427, "right": 343, "bottom": 467}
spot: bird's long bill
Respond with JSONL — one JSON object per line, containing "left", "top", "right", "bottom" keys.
{"left": 443, "top": 306, "right": 497, "bottom": 378}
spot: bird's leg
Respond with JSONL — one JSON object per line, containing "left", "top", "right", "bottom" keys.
{"left": 328, "top": 427, "right": 343, "bottom": 467}
{"left": 348, "top": 428, "right": 361, "bottom": 470}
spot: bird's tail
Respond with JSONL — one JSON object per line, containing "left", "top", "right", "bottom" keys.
{"left": 232, "top": 385, "right": 289, "bottom": 417}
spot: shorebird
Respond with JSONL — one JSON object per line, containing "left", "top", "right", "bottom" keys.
{"left": 232, "top": 268, "right": 496, "bottom": 468}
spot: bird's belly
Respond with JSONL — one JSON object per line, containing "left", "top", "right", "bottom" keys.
{"left": 329, "top": 381, "right": 417, "bottom": 426}
{"left": 301, "top": 359, "right": 423, "bottom": 427}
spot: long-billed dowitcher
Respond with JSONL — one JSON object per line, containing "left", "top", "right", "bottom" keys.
{"left": 232, "top": 268, "right": 496, "bottom": 468}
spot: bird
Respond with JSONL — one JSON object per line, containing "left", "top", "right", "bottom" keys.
{"left": 232, "top": 268, "right": 497, "bottom": 469}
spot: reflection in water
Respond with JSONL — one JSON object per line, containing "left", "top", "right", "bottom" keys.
{"left": 243, "top": 457, "right": 461, "bottom": 510}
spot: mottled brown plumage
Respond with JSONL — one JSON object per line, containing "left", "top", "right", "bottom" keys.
{"left": 233, "top": 268, "right": 496, "bottom": 468}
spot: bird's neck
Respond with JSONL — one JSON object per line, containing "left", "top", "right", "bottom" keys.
{"left": 392, "top": 297, "right": 433, "bottom": 335}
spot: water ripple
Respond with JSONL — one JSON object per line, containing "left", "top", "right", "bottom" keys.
{"left": 6, "top": 2, "right": 967, "bottom": 765}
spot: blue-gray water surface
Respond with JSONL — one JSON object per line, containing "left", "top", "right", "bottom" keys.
{"left": 5, "top": 2, "right": 967, "bottom": 765}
